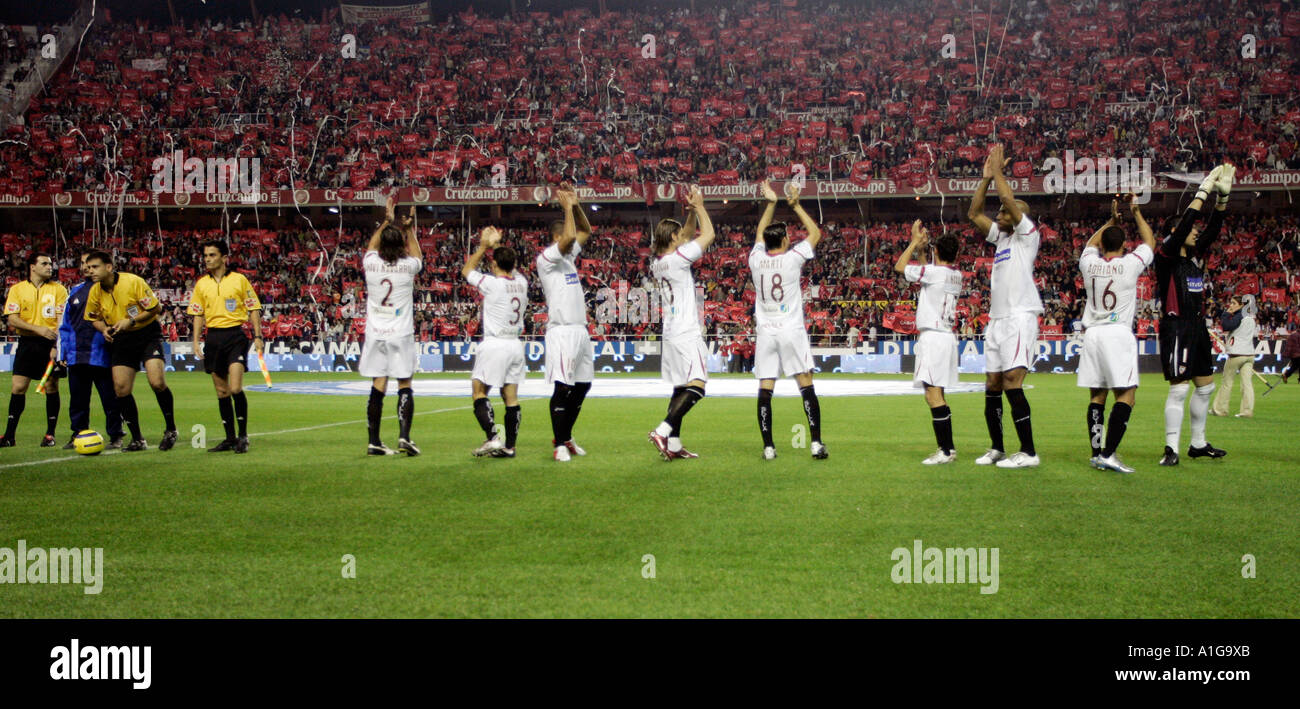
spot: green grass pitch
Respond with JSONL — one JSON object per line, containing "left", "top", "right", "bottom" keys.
{"left": 0, "top": 370, "right": 1295, "bottom": 618}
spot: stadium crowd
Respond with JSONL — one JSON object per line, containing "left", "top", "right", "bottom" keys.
{"left": 0, "top": 0, "right": 1296, "bottom": 196}
{"left": 3, "top": 210, "right": 1297, "bottom": 347}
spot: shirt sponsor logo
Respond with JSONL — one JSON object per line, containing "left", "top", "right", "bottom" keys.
{"left": 1186, "top": 276, "right": 1204, "bottom": 293}
{"left": 994, "top": 248, "right": 1011, "bottom": 264}
{"left": 564, "top": 272, "right": 579, "bottom": 285}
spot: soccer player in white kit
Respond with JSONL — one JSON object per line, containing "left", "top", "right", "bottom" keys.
{"left": 966, "top": 144, "right": 1041, "bottom": 468}
{"left": 1077, "top": 196, "right": 1156, "bottom": 474}
{"left": 359, "top": 195, "right": 422, "bottom": 456}
{"left": 463, "top": 226, "right": 528, "bottom": 458}
{"left": 538, "top": 186, "right": 595, "bottom": 462}
{"left": 647, "top": 186, "right": 716, "bottom": 461}
{"left": 895, "top": 220, "right": 963, "bottom": 465}
{"left": 750, "top": 181, "right": 829, "bottom": 461}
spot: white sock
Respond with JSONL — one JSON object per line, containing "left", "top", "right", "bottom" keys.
{"left": 655, "top": 421, "right": 673, "bottom": 438}
{"left": 1164, "top": 382, "right": 1190, "bottom": 450}
{"left": 1190, "top": 383, "right": 1215, "bottom": 448}
{"left": 667, "top": 436, "right": 683, "bottom": 453}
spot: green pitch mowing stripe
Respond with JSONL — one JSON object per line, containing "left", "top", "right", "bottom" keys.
{"left": 0, "top": 371, "right": 1296, "bottom": 618}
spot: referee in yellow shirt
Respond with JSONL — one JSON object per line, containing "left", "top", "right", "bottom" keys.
{"left": 83, "top": 251, "right": 178, "bottom": 452}
{"left": 2, "top": 253, "right": 68, "bottom": 447}
{"left": 189, "top": 240, "right": 263, "bottom": 453}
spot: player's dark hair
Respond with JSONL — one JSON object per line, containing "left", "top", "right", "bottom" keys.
{"left": 653, "top": 219, "right": 681, "bottom": 255}
{"left": 378, "top": 225, "right": 407, "bottom": 265}
{"left": 934, "top": 234, "right": 960, "bottom": 263}
{"left": 549, "top": 219, "right": 566, "bottom": 241}
{"left": 26, "top": 252, "right": 51, "bottom": 267}
{"left": 493, "top": 246, "right": 517, "bottom": 273}
{"left": 1100, "top": 226, "right": 1126, "bottom": 253}
{"left": 763, "top": 222, "right": 788, "bottom": 250}
{"left": 85, "top": 250, "right": 113, "bottom": 266}
{"left": 202, "top": 239, "right": 229, "bottom": 256}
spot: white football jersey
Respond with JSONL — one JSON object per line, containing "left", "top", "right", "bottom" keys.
{"left": 905, "top": 263, "right": 962, "bottom": 333}
{"left": 986, "top": 213, "right": 1043, "bottom": 319}
{"left": 363, "top": 250, "right": 421, "bottom": 339}
{"left": 1079, "top": 244, "right": 1153, "bottom": 329}
{"left": 536, "top": 242, "right": 587, "bottom": 327}
{"left": 467, "top": 270, "right": 529, "bottom": 339}
{"left": 651, "top": 240, "right": 703, "bottom": 339}
{"left": 748, "top": 240, "right": 814, "bottom": 328}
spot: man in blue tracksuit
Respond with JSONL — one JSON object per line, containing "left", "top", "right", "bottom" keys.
{"left": 57, "top": 251, "right": 123, "bottom": 448}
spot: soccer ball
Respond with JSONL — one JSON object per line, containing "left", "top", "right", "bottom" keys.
{"left": 73, "top": 430, "right": 105, "bottom": 456}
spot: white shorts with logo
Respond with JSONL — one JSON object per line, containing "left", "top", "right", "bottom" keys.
{"left": 471, "top": 337, "right": 526, "bottom": 388}
{"left": 359, "top": 335, "right": 417, "bottom": 379}
{"left": 544, "top": 325, "right": 594, "bottom": 385}
{"left": 914, "top": 329, "right": 959, "bottom": 390}
{"left": 754, "top": 324, "right": 814, "bottom": 379}
{"left": 1077, "top": 325, "right": 1139, "bottom": 389}
{"left": 984, "top": 312, "right": 1040, "bottom": 373}
{"left": 661, "top": 334, "right": 710, "bottom": 386}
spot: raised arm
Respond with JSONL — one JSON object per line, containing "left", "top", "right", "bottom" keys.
{"left": 1086, "top": 199, "right": 1120, "bottom": 252}
{"left": 686, "top": 186, "right": 716, "bottom": 252}
{"left": 894, "top": 220, "right": 929, "bottom": 274}
{"left": 1127, "top": 195, "right": 1155, "bottom": 252}
{"left": 786, "top": 185, "right": 823, "bottom": 249}
{"left": 368, "top": 192, "right": 397, "bottom": 252}
{"left": 398, "top": 203, "right": 420, "bottom": 262}
{"left": 988, "top": 144, "right": 1023, "bottom": 225}
{"left": 566, "top": 184, "right": 593, "bottom": 247}
{"left": 967, "top": 154, "right": 995, "bottom": 234}
{"left": 462, "top": 227, "right": 500, "bottom": 279}
{"left": 755, "top": 180, "right": 778, "bottom": 245}
{"left": 555, "top": 189, "right": 578, "bottom": 255}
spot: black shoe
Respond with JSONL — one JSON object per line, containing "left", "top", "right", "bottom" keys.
{"left": 367, "top": 443, "right": 396, "bottom": 456}
{"left": 1159, "top": 446, "right": 1179, "bottom": 466}
{"left": 40, "top": 434, "right": 56, "bottom": 448}
{"left": 489, "top": 447, "right": 516, "bottom": 458}
{"left": 0, "top": 437, "right": 14, "bottom": 448}
{"left": 107, "top": 436, "right": 125, "bottom": 450}
{"left": 234, "top": 436, "right": 249, "bottom": 454}
{"left": 124, "top": 438, "right": 148, "bottom": 452}
{"left": 158, "top": 430, "right": 179, "bottom": 452}
{"left": 397, "top": 438, "right": 420, "bottom": 456}
{"left": 63, "top": 437, "right": 76, "bottom": 450}
{"left": 208, "top": 439, "right": 236, "bottom": 452}
{"left": 1188, "top": 442, "right": 1226, "bottom": 459}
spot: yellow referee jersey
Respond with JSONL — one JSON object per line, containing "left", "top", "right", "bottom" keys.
{"left": 84, "top": 272, "right": 160, "bottom": 330}
{"left": 4, "top": 279, "right": 68, "bottom": 331}
{"left": 187, "top": 271, "right": 262, "bottom": 329}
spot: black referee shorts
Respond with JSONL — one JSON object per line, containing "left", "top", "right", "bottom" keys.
{"left": 13, "top": 336, "right": 61, "bottom": 380}
{"left": 1159, "top": 317, "right": 1214, "bottom": 381}
{"left": 110, "top": 322, "right": 167, "bottom": 370}
{"left": 203, "top": 326, "right": 250, "bottom": 375}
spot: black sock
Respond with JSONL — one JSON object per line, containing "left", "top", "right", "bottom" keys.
{"left": 931, "top": 404, "right": 954, "bottom": 454}
{"left": 218, "top": 396, "right": 236, "bottom": 441}
{"left": 549, "top": 383, "right": 571, "bottom": 444}
{"left": 1005, "top": 388, "right": 1035, "bottom": 456}
{"left": 800, "top": 385, "right": 822, "bottom": 443}
{"left": 665, "top": 385, "right": 704, "bottom": 433}
{"left": 154, "top": 387, "right": 176, "bottom": 432}
{"left": 232, "top": 391, "right": 248, "bottom": 437}
{"left": 757, "top": 388, "right": 774, "bottom": 448}
{"left": 505, "top": 405, "right": 521, "bottom": 448}
{"left": 119, "top": 394, "right": 142, "bottom": 440}
{"left": 397, "top": 387, "right": 413, "bottom": 440}
{"left": 984, "top": 390, "right": 1004, "bottom": 452}
{"left": 667, "top": 386, "right": 685, "bottom": 437}
{"left": 1087, "top": 402, "right": 1105, "bottom": 457}
{"left": 565, "top": 381, "right": 591, "bottom": 440}
{"left": 367, "top": 388, "right": 384, "bottom": 446}
{"left": 473, "top": 397, "right": 496, "bottom": 439}
{"left": 42, "top": 393, "right": 57, "bottom": 436}
{"left": 4, "top": 393, "right": 24, "bottom": 439}
{"left": 1103, "top": 402, "right": 1132, "bottom": 458}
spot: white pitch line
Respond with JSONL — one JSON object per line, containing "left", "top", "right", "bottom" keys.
{"left": 0, "top": 401, "right": 527, "bottom": 471}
